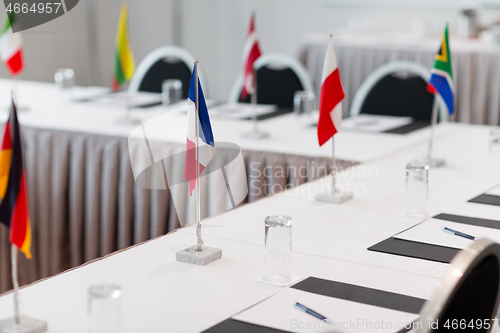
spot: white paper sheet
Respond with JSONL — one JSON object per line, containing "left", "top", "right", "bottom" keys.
{"left": 394, "top": 218, "right": 500, "bottom": 249}
{"left": 209, "top": 103, "right": 278, "bottom": 119}
{"left": 342, "top": 115, "right": 413, "bottom": 133}
{"left": 233, "top": 288, "right": 419, "bottom": 333}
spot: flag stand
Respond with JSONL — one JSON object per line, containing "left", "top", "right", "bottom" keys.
{"left": 242, "top": 74, "right": 269, "bottom": 140}
{"left": 415, "top": 96, "right": 445, "bottom": 168}
{"left": 315, "top": 137, "right": 353, "bottom": 204}
{"left": 176, "top": 60, "right": 221, "bottom": 266}
{"left": 0, "top": 246, "right": 47, "bottom": 333}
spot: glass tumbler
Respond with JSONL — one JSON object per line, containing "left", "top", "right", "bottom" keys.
{"left": 293, "top": 91, "right": 314, "bottom": 116}
{"left": 405, "top": 163, "right": 429, "bottom": 218}
{"left": 54, "top": 68, "right": 75, "bottom": 90}
{"left": 487, "top": 129, "right": 500, "bottom": 177}
{"left": 262, "top": 215, "right": 292, "bottom": 284}
{"left": 87, "top": 284, "right": 123, "bottom": 333}
{"left": 161, "top": 79, "right": 183, "bottom": 105}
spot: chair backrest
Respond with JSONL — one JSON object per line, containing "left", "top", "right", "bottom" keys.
{"left": 350, "top": 61, "right": 448, "bottom": 122}
{"left": 127, "top": 46, "right": 207, "bottom": 98}
{"left": 228, "top": 54, "right": 314, "bottom": 109}
{"left": 416, "top": 238, "right": 500, "bottom": 333}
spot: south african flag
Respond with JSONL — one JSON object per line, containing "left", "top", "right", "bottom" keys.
{"left": 428, "top": 23, "right": 454, "bottom": 115}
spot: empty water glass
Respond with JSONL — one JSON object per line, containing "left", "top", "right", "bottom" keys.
{"left": 262, "top": 215, "right": 292, "bottom": 284}
{"left": 162, "top": 79, "right": 183, "bottom": 105}
{"left": 54, "top": 68, "right": 75, "bottom": 90}
{"left": 405, "top": 162, "right": 429, "bottom": 218}
{"left": 87, "top": 284, "right": 123, "bottom": 333}
{"left": 293, "top": 91, "right": 314, "bottom": 116}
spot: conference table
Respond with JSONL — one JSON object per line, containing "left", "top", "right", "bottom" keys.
{"left": 1, "top": 113, "right": 499, "bottom": 331}
{"left": 0, "top": 79, "right": 462, "bottom": 294}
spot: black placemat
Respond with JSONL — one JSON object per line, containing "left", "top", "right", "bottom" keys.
{"left": 383, "top": 120, "right": 429, "bottom": 134}
{"left": 368, "top": 214, "right": 500, "bottom": 264}
{"left": 242, "top": 108, "right": 292, "bottom": 121}
{"left": 468, "top": 193, "right": 500, "bottom": 207}
{"left": 202, "top": 277, "right": 426, "bottom": 333}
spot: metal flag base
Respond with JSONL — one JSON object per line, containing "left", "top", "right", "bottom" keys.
{"left": 0, "top": 316, "right": 47, "bottom": 333}
{"left": 241, "top": 130, "right": 269, "bottom": 139}
{"left": 315, "top": 191, "right": 353, "bottom": 204}
{"left": 414, "top": 158, "right": 445, "bottom": 168}
{"left": 176, "top": 247, "right": 222, "bottom": 266}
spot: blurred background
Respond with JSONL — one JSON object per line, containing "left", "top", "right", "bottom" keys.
{"left": 3, "top": 0, "right": 500, "bottom": 100}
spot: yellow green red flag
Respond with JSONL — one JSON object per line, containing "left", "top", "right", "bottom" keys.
{"left": 113, "top": 4, "right": 135, "bottom": 91}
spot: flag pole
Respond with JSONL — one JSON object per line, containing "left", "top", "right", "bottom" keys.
{"left": 251, "top": 73, "right": 258, "bottom": 133}
{"left": 331, "top": 137, "right": 336, "bottom": 193}
{"left": 194, "top": 59, "right": 203, "bottom": 252}
{"left": 426, "top": 96, "right": 439, "bottom": 161}
{"left": 11, "top": 245, "right": 20, "bottom": 325}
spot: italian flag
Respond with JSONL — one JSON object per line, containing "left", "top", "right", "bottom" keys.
{"left": 0, "top": 14, "right": 23, "bottom": 76}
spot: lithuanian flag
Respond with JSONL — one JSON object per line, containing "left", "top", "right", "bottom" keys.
{"left": 0, "top": 100, "right": 31, "bottom": 259}
{"left": 112, "top": 4, "right": 135, "bottom": 91}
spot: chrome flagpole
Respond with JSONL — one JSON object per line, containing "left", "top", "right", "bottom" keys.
{"left": 251, "top": 73, "right": 258, "bottom": 133}
{"left": 11, "top": 245, "right": 20, "bottom": 325}
{"left": 331, "top": 137, "right": 336, "bottom": 193}
{"left": 427, "top": 95, "right": 439, "bottom": 161}
{"left": 194, "top": 60, "right": 203, "bottom": 252}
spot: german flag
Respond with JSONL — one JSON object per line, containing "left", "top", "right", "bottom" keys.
{"left": 0, "top": 100, "right": 31, "bottom": 259}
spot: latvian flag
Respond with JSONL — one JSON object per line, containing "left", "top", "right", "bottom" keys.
{"left": 428, "top": 23, "right": 454, "bottom": 115}
{"left": 184, "top": 65, "right": 215, "bottom": 196}
{"left": 0, "top": 14, "right": 23, "bottom": 76}
{"left": 240, "top": 13, "right": 262, "bottom": 100}
{"left": 0, "top": 100, "right": 31, "bottom": 259}
{"left": 317, "top": 36, "right": 345, "bottom": 146}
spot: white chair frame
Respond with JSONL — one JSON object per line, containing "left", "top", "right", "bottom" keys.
{"left": 228, "top": 53, "right": 314, "bottom": 103}
{"left": 127, "top": 45, "right": 207, "bottom": 96}
{"left": 349, "top": 61, "right": 448, "bottom": 122}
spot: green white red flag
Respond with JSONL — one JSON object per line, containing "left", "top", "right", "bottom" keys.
{"left": 0, "top": 14, "right": 23, "bottom": 76}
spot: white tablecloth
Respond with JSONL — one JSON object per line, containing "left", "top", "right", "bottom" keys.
{"left": 299, "top": 31, "right": 500, "bottom": 125}
{"left": 1, "top": 122, "right": 499, "bottom": 332}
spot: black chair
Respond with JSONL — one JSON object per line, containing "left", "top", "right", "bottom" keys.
{"left": 228, "top": 54, "right": 314, "bottom": 109}
{"left": 350, "top": 61, "right": 447, "bottom": 122}
{"left": 127, "top": 46, "right": 206, "bottom": 99}
{"left": 416, "top": 238, "right": 500, "bottom": 332}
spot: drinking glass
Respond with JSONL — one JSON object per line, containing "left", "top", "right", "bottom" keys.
{"left": 405, "top": 162, "right": 429, "bottom": 218}
{"left": 262, "top": 215, "right": 292, "bottom": 284}
{"left": 87, "top": 284, "right": 123, "bottom": 333}
{"left": 161, "top": 79, "right": 183, "bottom": 105}
{"left": 54, "top": 68, "right": 75, "bottom": 90}
{"left": 487, "top": 130, "right": 500, "bottom": 177}
{"left": 293, "top": 91, "right": 314, "bottom": 116}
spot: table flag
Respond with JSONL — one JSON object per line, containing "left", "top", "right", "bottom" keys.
{"left": 113, "top": 4, "right": 135, "bottom": 92}
{"left": 317, "top": 36, "right": 344, "bottom": 147}
{"left": 184, "top": 65, "right": 216, "bottom": 196}
{"left": 0, "top": 13, "right": 23, "bottom": 76}
{"left": 0, "top": 99, "right": 31, "bottom": 259}
{"left": 428, "top": 23, "right": 454, "bottom": 115}
{"left": 240, "top": 13, "right": 262, "bottom": 100}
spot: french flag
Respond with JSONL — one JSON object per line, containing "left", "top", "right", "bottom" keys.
{"left": 317, "top": 36, "right": 345, "bottom": 147}
{"left": 184, "top": 65, "right": 215, "bottom": 196}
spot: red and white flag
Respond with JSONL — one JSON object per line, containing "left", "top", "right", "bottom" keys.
{"left": 317, "top": 37, "right": 344, "bottom": 146}
{"left": 241, "top": 13, "right": 262, "bottom": 100}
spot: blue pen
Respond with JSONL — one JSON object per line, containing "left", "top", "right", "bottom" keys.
{"left": 294, "top": 302, "right": 333, "bottom": 325}
{"left": 442, "top": 227, "right": 476, "bottom": 241}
